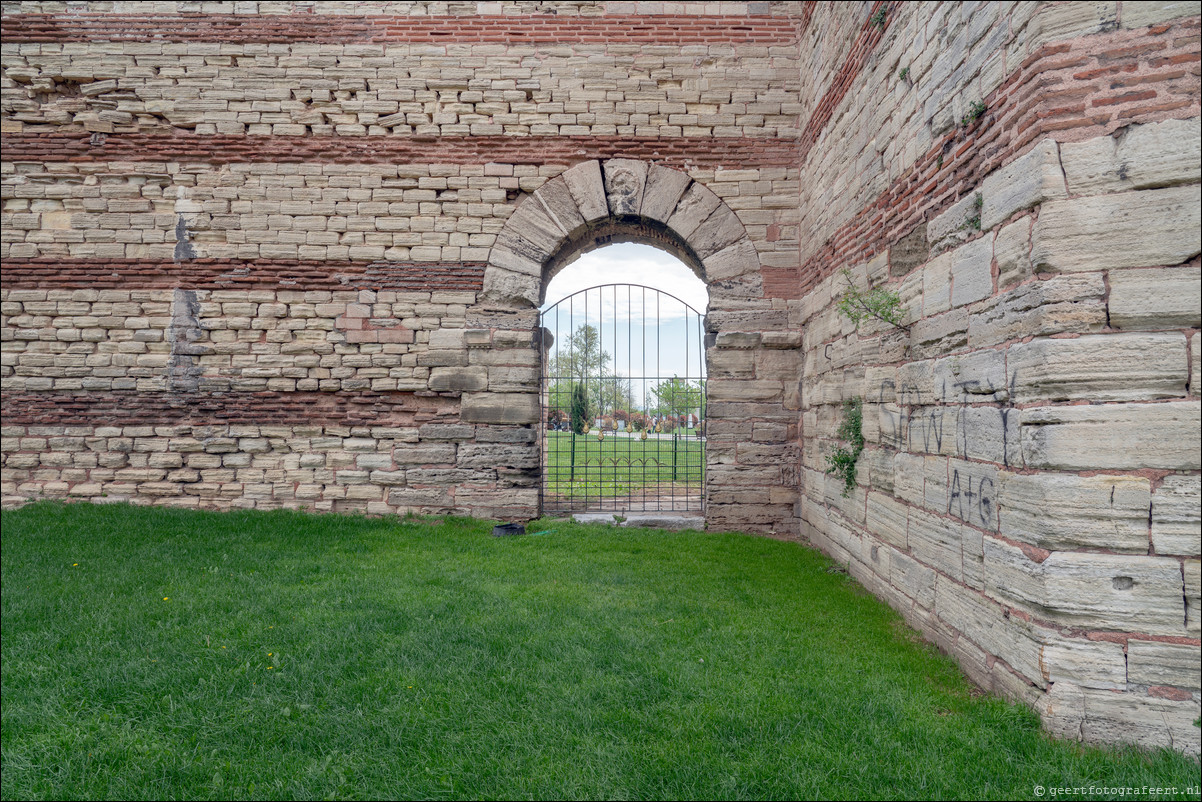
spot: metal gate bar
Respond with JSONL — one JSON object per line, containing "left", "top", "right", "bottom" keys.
{"left": 539, "top": 284, "right": 706, "bottom": 515}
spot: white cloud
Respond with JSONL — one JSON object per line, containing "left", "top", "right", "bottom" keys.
{"left": 542, "top": 243, "right": 708, "bottom": 317}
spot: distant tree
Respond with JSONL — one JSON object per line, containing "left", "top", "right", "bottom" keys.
{"left": 649, "top": 376, "right": 705, "bottom": 421}
{"left": 570, "top": 382, "right": 590, "bottom": 435}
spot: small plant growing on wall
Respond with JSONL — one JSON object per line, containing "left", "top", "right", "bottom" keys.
{"left": 835, "top": 268, "right": 909, "bottom": 333}
{"left": 961, "top": 100, "right": 986, "bottom": 127}
{"left": 826, "top": 398, "right": 864, "bottom": 497}
{"left": 870, "top": 6, "right": 887, "bottom": 28}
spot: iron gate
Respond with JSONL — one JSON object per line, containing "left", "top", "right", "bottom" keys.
{"left": 539, "top": 284, "right": 706, "bottom": 514}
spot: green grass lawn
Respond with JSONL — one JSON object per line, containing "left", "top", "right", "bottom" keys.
{"left": 545, "top": 430, "right": 704, "bottom": 501}
{"left": 2, "top": 502, "right": 1198, "bottom": 801}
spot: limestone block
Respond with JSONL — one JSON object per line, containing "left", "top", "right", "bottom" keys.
{"left": 890, "top": 224, "right": 930, "bottom": 277}
{"left": 1121, "top": 1, "right": 1202, "bottom": 27}
{"left": 481, "top": 267, "right": 539, "bottom": 306}
{"left": 1031, "top": 187, "right": 1201, "bottom": 273}
{"left": 968, "top": 273, "right": 1106, "bottom": 348}
{"left": 1152, "top": 475, "right": 1201, "bottom": 556}
{"left": 950, "top": 236, "right": 993, "bottom": 308}
{"left": 1108, "top": 266, "right": 1202, "bottom": 330}
{"left": 707, "top": 379, "right": 781, "bottom": 402}
{"left": 1128, "top": 640, "right": 1201, "bottom": 689}
{"left": 1060, "top": 118, "right": 1201, "bottom": 195}
{"left": 958, "top": 405, "right": 1022, "bottom": 468}
{"left": 889, "top": 548, "right": 935, "bottom": 609}
{"left": 908, "top": 506, "right": 964, "bottom": 581}
{"left": 866, "top": 491, "right": 907, "bottom": 549}
{"left": 534, "top": 176, "right": 585, "bottom": 237}
{"left": 1187, "top": 560, "right": 1201, "bottom": 635}
{"left": 602, "top": 159, "right": 648, "bottom": 217}
{"left": 427, "top": 328, "right": 466, "bottom": 350}
{"left": 392, "top": 444, "right": 456, "bottom": 465}
{"left": 921, "top": 249, "right": 954, "bottom": 315}
{"left": 927, "top": 192, "right": 980, "bottom": 255}
{"left": 427, "top": 366, "right": 488, "bottom": 392}
{"left": 561, "top": 161, "right": 607, "bottom": 223}
{"left": 1079, "top": 687, "right": 1201, "bottom": 756}
{"left": 460, "top": 392, "right": 540, "bottom": 424}
{"left": 641, "top": 165, "right": 691, "bottom": 223}
{"left": 687, "top": 206, "right": 747, "bottom": 260}
{"left": 984, "top": 539, "right": 1186, "bottom": 634}
{"left": 934, "top": 577, "right": 1045, "bottom": 684}
{"left": 456, "top": 443, "right": 538, "bottom": 470}
{"left": 1030, "top": 2, "right": 1118, "bottom": 46}
{"left": 1021, "top": 401, "right": 1201, "bottom": 470}
{"left": 999, "top": 471, "right": 1151, "bottom": 552}
{"left": 994, "top": 218, "right": 1032, "bottom": 289}
{"left": 980, "top": 140, "right": 1067, "bottom": 232}
{"left": 947, "top": 460, "right": 999, "bottom": 531}
{"left": 702, "top": 238, "right": 758, "bottom": 281}
{"left": 495, "top": 196, "right": 564, "bottom": 266}
{"left": 1009, "top": 333, "right": 1188, "bottom": 403}
{"left": 667, "top": 182, "right": 722, "bottom": 241}
{"left": 934, "top": 350, "right": 1006, "bottom": 401}
{"left": 1040, "top": 636, "right": 1127, "bottom": 690}
{"left": 911, "top": 309, "right": 968, "bottom": 357}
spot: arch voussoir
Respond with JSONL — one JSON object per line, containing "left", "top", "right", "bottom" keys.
{"left": 602, "top": 158, "right": 649, "bottom": 216}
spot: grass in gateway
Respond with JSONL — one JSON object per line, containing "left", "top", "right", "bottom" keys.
{"left": 544, "top": 429, "right": 704, "bottom": 499}
{"left": 1, "top": 502, "right": 1198, "bottom": 801}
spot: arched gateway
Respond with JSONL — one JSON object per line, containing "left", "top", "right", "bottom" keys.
{"left": 465, "top": 160, "right": 801, "bottom": 530}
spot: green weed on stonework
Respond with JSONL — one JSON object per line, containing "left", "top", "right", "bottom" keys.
{"left": 836, "top": 268, "right": 909, "bottom": 333}
{"left": 826, "top": 397, "right": 865, "bottom": 497}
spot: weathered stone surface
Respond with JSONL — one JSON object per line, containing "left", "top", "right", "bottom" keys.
{"left": 921, "top": 249, "right": 954, "bottom": 315}
{"left": 1128, "top": 640, "right": 1201, "bottom": 689}
{"left": 495, "top": 196, "right": 563, "bottom": 264}
{"left": 968, "top": 273, "right": 1106, "bottom": 347}
{"left": 708, "top": 379, "right": 781, "bottom": 402}
{"left": 1187, "top": 560, "right": 1201, "bottom": 636}
{"left": 534, "top": 175, "right": 585, "bottom": 237}
{"left": 994, "top": 217, "right": 1032, "bottom": 289}
{"left": 688, "top": 205, "right": 747, "bottom": 260}
{"left": 947, "top": 459, "right": 999, "bottom": 531}
{"left": 393, "top": 444, "right": 457, "bottom": 465}
{"left": 1021, "top": 401, "right": 1201, "bottom": 470}
{"left": 889, "top": 548, "right": 935, "bottom": 608}
{"left": 934, "top": 577, "right": 1045, "bottom": 684}
{"left": 666, "top": 182, "right": 722, "bottom": 241}
{"left": 427, "top": 366, "right": 488, "bottom": 392}
{"left": 866, "top": 491, "right": 907, "bottom": 549}
{"left": 481, "top": 267, "right": 539, "bottom": 305}
{"left": 1108, "top": 266, "right": 1202, "bottom": 330}
{"left": 980, "top": 139, "right": 1067, "bottom": 232}
{"left": 890, "top": 224, "right": 929, "bottom": 277}
{"left": 999, "top": 472, "right": 1151, "bottom": 552}
{"left": 602, "top": 158, "right": 648, "bottom": 216}
{"left": 950, "top": 235, "right": 993, "bottom": 308}
{"left": 460, "top": 392, "right": 540, "bottom": 424}
{"left": 1060, "top": 118, "right": 1201, "bottom": 196}
{"left": 927, "top": 191, "right": 981, "bottom": 254}
{"left": 702, "top": 238, "right": 758, "bottom": 281}
{"left": 640, "top": 165, "right": 692, "bottom": 223}
{"left": 561, "top": 160, "right": 608, "bottom": 222}
{"left": 1121, "top": 0, "right": 1202, "bottom": 28}
{"left": 456, "top": 443, "right": 538, "bottom": 470}
{"left": 934, "top": 350, "right": 1005, "bottom": 401}
{"left": 908, "top": 506, "right": 964, "bottom": 581}
{"left": 912, "top": 309, "right": 968, "bottom": 357}
{"left": 958, "top": 405, "right": 1022, "bottom": 468}
{"left": 1031, "top": 187, "right": 1201, "bottom": 273}
{"left": 1040, "top": 636, "right": 1127, "bottom": 690}
{"left": 984, "top": 539, "right": 1186, "bottom": 634}
{"left": 1152, "top": 475, "right": 1202, "bottom": 556}
{"left": 1009, "top": 334, "right": 1188, "bottom": 402}
{"left": 1078, "top": 687, "right": 1201, "bottom": 756}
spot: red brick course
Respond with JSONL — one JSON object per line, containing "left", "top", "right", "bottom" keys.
{"left": 0, "top": 133, "right": 800, "bottom": 168}
{"left": 0, "top": 259, "right": 486, "bottom": 292}
{"left": 1, "top": 390, "right": 460, "bottom": 428}
{"left": 798, "top": 16, "right": 1201, "bottom": 296}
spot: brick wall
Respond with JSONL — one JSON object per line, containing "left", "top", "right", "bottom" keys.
{"left": 795, "top": 1, "right": 1200, "bottom": 755}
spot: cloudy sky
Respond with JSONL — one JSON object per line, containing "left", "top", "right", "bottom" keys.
{"left": 540, "top": 243, "right": 708, "bottom": 409}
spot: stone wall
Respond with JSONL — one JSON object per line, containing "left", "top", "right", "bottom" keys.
{"left": 795, "top": 2, "right": 1201, "bottom": 755}
{"left": 1, "top": 0, "right": 804, "bottom": 530}
{"left": 2, "top": 0, "right": 1201, "bottom": 754}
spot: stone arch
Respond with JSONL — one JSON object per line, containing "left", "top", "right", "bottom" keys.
{"left": 483, "top": 159, "right": 762, "bottom": 307}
